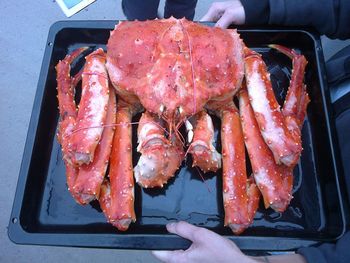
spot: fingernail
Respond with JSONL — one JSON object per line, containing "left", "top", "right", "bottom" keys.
{"left": 166, "top": 222, "right": 176, "bottom": 230}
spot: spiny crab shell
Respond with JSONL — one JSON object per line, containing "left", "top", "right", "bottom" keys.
{"left": 106, "top": 17, "right": 245, "bottom": 127}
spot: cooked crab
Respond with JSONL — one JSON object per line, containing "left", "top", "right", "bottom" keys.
{"left": 56, "top": 17, "right": 309, "bottom": 234}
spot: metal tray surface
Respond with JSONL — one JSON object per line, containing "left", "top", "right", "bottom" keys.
{"left": 8, "top": 21, "right": 346, "bottom": 250}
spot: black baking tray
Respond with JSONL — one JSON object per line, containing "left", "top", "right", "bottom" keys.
{"left": 8, "top": 21, "right": 348, "bottom": 250}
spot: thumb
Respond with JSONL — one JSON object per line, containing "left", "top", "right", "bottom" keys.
{"left": 166, "top": 221, "right": 200, "bottom": 241}
{"left": 166, "top": 221, "right": 217, "bottom": 244}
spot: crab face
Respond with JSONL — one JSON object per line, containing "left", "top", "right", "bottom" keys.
{"left": 106, "top": 17, "right": 245, "bottom": 128}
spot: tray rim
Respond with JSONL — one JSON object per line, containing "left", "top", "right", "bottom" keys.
{"left": 8, "top": 20, "right": 348, "bottom": 251}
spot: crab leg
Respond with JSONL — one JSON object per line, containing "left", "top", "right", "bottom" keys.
{"left": 244, "top": 47, "right": 308, "bottom": 167}
{"left": 134, "top": 112, "right": 184, "bottom": 188}
{"left": 56, "top": 47, "right": 89, "bottom": 204}
{"left": 219, "top": 104, "right": 260, "bottom": 234}
{"left": 239, "top": 89, "right": 293, "bottom": 212}
{"left": 99, "top": 101, "right": 136, "bottom": 231}
{"left": 68, "top": 48, "right": 110, "bottom": 166}
{"left": 187, "top": 111, "right": 222, "bottom": 173}
{"left": 270, "top": 45, "right": 310, "bottom": 137}
{"left": 72, "top": 88, "right": 117, "bottom": 204}
{"left": 56, "top": 47, "right": 88, "bottom": 161}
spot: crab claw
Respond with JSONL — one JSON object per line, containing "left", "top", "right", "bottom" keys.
{"left": 134, "top": 112, "right": 184, "bottom": 188}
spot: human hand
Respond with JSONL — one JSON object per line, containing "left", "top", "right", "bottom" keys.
{"left": 200, "top": 1, "right": 246, "bottom": 28}
{"left": 151, "top": 221, "right": 256, "bottom": 263}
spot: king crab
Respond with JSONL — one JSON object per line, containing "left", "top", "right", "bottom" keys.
{"left": 56, "top": 18, "right": 309, "bottom": 234}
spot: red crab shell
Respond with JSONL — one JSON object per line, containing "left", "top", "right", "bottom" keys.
{"left": 106, "top": 17, "right": 245, "bottom": 125}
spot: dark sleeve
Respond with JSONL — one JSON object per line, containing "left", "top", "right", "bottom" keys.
{"left": 240, "top": 0, "right": 269, "bottom": 25}
{"left": 241, "top": 0, "right": 350, "bottom": 39}
{"left": 268, "top": 0, "right": 350, "bottom": 39}
{"left": 297, "top": 232, "right": 350, "bottom": 263}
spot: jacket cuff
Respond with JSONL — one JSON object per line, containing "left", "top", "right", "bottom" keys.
{"left": 240, "top": 0, "right": 269, "bottom": 24}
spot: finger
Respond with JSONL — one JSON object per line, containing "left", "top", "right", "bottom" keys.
{"left": 200, "top": 2, "right": 225, "bottom": 22}
{"left": 151, "top": 250, "right": 186, "bottom": 263}
{"left": 166, "top": 221, "right": 216, "bottom": 243}
{"left": 215, "top": 7, "right": 245, "bottom": 28}
{"left": 215, "top": 11, "right": 234, "bottom": 28}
